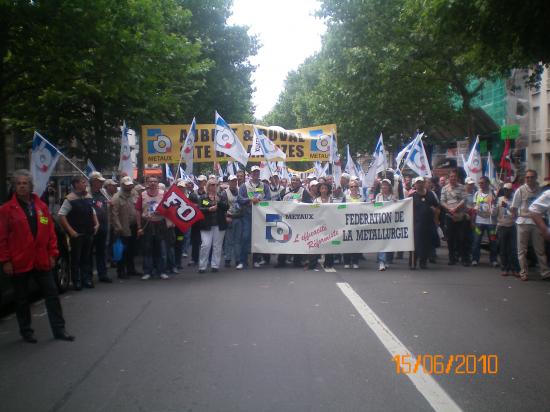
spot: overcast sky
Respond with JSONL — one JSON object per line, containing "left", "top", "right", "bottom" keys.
{"left": 228, "top": 0, "right": 326, "bottom": 120}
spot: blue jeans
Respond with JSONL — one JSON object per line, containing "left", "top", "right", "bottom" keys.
{"left": 240, "top": 214, "right": 252, "bottom": 266}
{"left": 224, "top": 217, "right": 243, "bottom": 264}
{"left": 378, "top": 252, "right": 394, "bottom": 264}
{"left": 472, "top": 223, "right": 497, "bottom": 263}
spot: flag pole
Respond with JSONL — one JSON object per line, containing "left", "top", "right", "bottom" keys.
{"left": 35, "top": 131, "right": 88, "bottom": 179}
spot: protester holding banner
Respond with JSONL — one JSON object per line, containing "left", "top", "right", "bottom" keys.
{"left": 344, "top": 180, "right": 366, "bottom": 269}
{"left": 58, "top": 176, "right": 99, "bottom": 290}
{"left": 223, "top": 175, "right": 243, "bottom": 268}
{"left": 410, "top": 177, "right": 440, "bottom": 270}
{"left": 308, "top": 180, "right": 319, "bottom": 200}
{"left": 269, "top": 173, "right": 285, "bottom": 201}
{"left": 310, "top": 181, "right": 336, "bottom": 269}
{"left": 136, "top": 176, "right": 168, "bottom": 280}
{"left": 197, "top": 179, "right": 229, "bottom": 273}
{"left": 273, "top": 175, "right": 311, "bottom": 268}
{"left": 375, "top": 179, "right": 395, "bottom": 271}
{"left": 237, "top": 166, "right": 271, "bottom": 269}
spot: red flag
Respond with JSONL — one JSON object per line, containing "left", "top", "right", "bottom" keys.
{"left": 500, "top": 139, "right": 511, "bottom": 171}
{"left": 156, "top": 185, "right": 204, "bottom": 232}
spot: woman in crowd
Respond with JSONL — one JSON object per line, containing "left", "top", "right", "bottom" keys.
{"left": 409, "top": 177, "right": 440, "bottom": 270}
{"left": 343, "top": 179, "right": 364, "bottom": 269}
{"left": 197, "top": 178, "right": 229, "bottom": 273}
{"left": 375, "top": 179, "right": 395, "bottom": 271}
{"left": 311, "top": 182, "right": 334, "bottom": 269}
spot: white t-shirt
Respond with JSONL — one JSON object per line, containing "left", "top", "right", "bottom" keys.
{"left": 511, "top": 184, "right": 540, "bottom": 225}
{"left": 529, "top": 189, "right": 550, "bottom": 215}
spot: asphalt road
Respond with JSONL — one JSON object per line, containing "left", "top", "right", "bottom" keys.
{"left": 1, "top": 252, "right": 550, "bottom": 412}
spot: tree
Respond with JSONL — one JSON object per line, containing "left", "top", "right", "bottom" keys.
{"left": 0, "top": 0, "right": 257, "bottom": 201}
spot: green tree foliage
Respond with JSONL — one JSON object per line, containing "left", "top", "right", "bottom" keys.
{"left": 0, "top": 0, "right": 256, "bottom": 200}
{"left": 267, "top": 0, "right": 548, "bottom": 154}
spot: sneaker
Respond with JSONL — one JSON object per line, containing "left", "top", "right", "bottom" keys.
{"left": 253, "top": 262, "right": 261, "bottom": 268}
{"left": 236, "top": 263, "right": 244, "bottom": 270}
{"left": 353, "top": 264, "right": 360, "bottom": 269}
{"left": 491, "top": 261, "right": 498, "bottom": 268}
{"left": 182, "top": 253, "right": 188, "bottom": 258}
{"left": 344, "top": 264, "right": 350, "bottom": 269}
{"left": 379, "top": 262, "right": 386, "bottom": 271}
{"left": 258, "top": 259, "right": 266, "bottom": 266}
{"left": 171, "top": 268, "right": 180, "bottom": 274}
{"left": 160, "top": 273, "right": 169, "bottom": 280}
{"left": 141, "top": 274, "right": 151, "bottom": 280}
{"left": 471, "top": 260, "right": 478, "bottom": 267}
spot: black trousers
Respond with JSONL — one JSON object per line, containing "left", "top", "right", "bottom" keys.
{"left": 191, "top": 224, "right": 201, "bottom": 264}
{"left": 11, "top": 270, "right": 65, "bottom": 337}
{"left": 445, "top": 216, "right": 469, "bottom": 263}
{"left": 70, "top": 234, "right": 93, "bottom": 285}
{"left": 117, "top": 224, "right": 138, "bottom": 276}
{"left": 92, "top": 228, "right": 108, "bottom": 279}
{"left": 174, "top": 227, "right": 185, "bottom": 268}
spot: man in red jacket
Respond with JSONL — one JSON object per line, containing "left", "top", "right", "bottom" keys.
{"left": 0, "top": 170, "right": 74, "bottom": 343}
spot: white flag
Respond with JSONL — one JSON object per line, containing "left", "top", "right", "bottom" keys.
{"left": 165, "top": 164, "right": 175, "bottom": 185}
{"left": 329, "top": 131, "right": 339, "bottom": 163}
{"left": 119, "top": 121, "right": 133, "bottom": 177}
{"left": 215, "top": 112, "right": 249, "bottom": 166}
{"left": 372, "top": 133, "right": 388, "bottom": 175}
{"left": 345, "top": 145, "right": 360, "bottom": 177}
{"left": 259, "top": 161, "right": 272, "bottom": 181}
{"left": 485, "top": 152, "right": 497, "bottom": 187}
{"left": 84, "top": 159, "right": 97, "bottom": 177}
{"left": 465, "top": 136, "right": 482, "bottom": 184}
{"left": 255, "top": 127, "right": 287, "bottom": 160}
{"left": 249, "top": 129, "right": 263, "bottom": 157}
{"left": 181, "top": 117, "right": 196, "bottom": 174}
{"left": 333, "top": 163, "right": 342, "bottom": 188}
{"left": 363, "top": 133, "right": 388, "bottom": 187}
{"left": 404, "top": 134, "right": 432, "bottom": 178}
{"left": 30, "top": 132, "right": 61, "bottom": 196}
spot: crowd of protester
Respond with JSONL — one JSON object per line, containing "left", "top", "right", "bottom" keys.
{"left": 11, "top": 165, "right": 550, "bottom": 280}
{"left": 4, "top": 165, "right": 550, "bottom": 342}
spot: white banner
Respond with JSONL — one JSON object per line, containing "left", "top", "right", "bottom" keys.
{"left": 252, "top": 198, "right": 414, "bottom": 254}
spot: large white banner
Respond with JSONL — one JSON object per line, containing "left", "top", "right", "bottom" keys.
{"left": 252, "top": 198, "right": 414, "bottom": 254}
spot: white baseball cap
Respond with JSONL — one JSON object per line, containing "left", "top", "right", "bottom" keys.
{"left": 228, "top": 174, "right": 237, "bottom": 181}
{"left": 413, "top": 176, "right": 425, "bottom": 184}
{"left": 250, "top": 165, "right": 260, "bottom": 172}
{"left": 121, "top": 176, "right": 134, "bottom": 186}
{"left": 89, "top": 171, "right": 106, "bottom": 181}
{"left": 197, "top": 175, "right": 207, "bottom": 181}
{"left": 465, "top": 177, "right": 475, "bottom": 185}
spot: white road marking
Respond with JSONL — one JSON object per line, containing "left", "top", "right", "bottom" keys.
{"left": 336, "top": 282, "right": 462, "bottom": 412}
